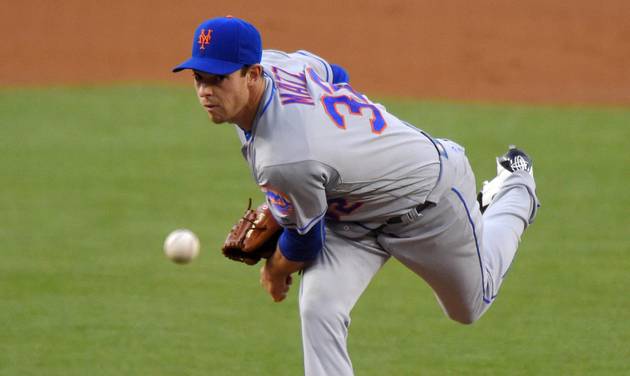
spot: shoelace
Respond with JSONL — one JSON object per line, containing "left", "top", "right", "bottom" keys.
{"left": 511, "top": 155, "right": 530, "bottom": 172}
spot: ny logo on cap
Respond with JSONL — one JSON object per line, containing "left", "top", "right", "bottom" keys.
{"left": 198, "top": 29, "right": 212, "bottom": 50}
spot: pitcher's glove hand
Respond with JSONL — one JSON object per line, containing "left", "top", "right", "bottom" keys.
{"left": 222, "top": 200, "right": 282, "bottom": 265}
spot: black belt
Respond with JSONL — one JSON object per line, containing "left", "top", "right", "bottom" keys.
{"left": 386, "top": 201, "right": 435, "bottom": 225}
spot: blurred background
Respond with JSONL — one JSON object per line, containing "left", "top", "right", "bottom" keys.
{"left": 1, "top": 1, "right": 629, "bottom": 375}
{"left": 2, "top": 0, "right": 630, "bottom": 104}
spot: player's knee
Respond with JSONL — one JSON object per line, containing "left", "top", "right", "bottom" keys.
{"left": 450, "top": 313, "right": 478, "bottom": 325}
{"left": 446, "top": 307, "right": 482, "bottom": 325}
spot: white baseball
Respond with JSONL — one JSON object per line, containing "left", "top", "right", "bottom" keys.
{"left": 163, "top": 229, "right": 200, "bottom": 264}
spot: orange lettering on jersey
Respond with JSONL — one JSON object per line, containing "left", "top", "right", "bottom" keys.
{"left": 198, "top": 29, "right": 212, "bottom": 50}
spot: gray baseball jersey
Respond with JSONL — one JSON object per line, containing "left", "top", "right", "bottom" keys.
{"left": 237, "top": 50, "right": 441, "bottom": 232}
{"left": 234, "top": 50, "right": 539, "bottom": 376}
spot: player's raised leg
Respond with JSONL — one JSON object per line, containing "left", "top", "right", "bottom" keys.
{"left": 378, "top": 185, "right": 490, "bottom": 324}
{"left": 378, "top": 143, "right": 539, "bottom": 324}
{"left": 299, "top": 228, "right": 389, "bottom": 376}
{"left": 476, "top": 146, "right": 539, "bottom": 301}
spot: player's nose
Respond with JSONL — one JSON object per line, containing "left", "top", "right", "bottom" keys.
{"left": 196, "top": 82, "right": 213, "bottom": 97}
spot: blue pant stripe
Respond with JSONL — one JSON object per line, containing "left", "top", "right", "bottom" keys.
{"left": 451, "top": 187, "right": 492, "bottom": 304}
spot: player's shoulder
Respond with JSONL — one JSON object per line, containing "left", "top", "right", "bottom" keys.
{"left": 262, "top": 49, "right": 328, "bottom": 62}
{"left": 262, "top": 49, "right": 332, "bottom": 82}
{"left": 262, "top": 49, "right": 290, "bottom": 61}
{"left": 261, "top": 49, "right": 294, "bottom": 68}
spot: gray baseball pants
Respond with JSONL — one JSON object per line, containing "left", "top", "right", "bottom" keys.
{"left": 298, "top": 141, "right": 539, "bottom": 376}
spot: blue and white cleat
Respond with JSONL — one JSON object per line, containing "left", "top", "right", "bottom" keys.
{"left": 478, "top": 145, "right": 533, "bottom": 213}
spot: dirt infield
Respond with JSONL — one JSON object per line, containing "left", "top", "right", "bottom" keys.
{"left": 2, "top": 0, "right": 629, "bottom": 105}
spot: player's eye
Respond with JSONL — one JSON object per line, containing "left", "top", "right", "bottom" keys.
{"left": 193, "top": 72, "right": 226, "bottom": 86}
{"left": 213, "top": 75, "right": 228, "bottom": 84}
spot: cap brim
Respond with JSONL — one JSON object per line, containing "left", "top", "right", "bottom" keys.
{"left": 172, "top": 57, "right": 243, "bottom": 75}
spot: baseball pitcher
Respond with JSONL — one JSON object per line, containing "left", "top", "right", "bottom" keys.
{"left": 173, "top": 16, "right": 539, "bottom": 376}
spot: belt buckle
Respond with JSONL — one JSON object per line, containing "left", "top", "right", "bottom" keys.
{"left": 386, "top": 202, "right": 433, "bottom": 225}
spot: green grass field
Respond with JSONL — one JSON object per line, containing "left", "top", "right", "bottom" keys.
{"left": 1, "top": 86, "right": 628, "bottom": 375}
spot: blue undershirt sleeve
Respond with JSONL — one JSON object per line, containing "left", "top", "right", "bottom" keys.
{"left": 331, "top": 64, "right": 350, "bottom": 84}
{"left": 278, "top": 218, "right": 325, "bottom": 262}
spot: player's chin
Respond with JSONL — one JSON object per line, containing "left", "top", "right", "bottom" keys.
{"left": 207, "top": 112, "right": 227, "bottom": 124}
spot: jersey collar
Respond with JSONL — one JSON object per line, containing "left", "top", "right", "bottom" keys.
{"left": 244, "top": 72, "right": 276, "bottom": 142}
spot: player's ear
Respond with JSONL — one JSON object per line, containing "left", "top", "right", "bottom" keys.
{"left": 246, "top": 64, "right": 263, "bottom": 84}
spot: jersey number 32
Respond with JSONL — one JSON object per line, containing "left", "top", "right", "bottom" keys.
{"left": 309, "top": 68, "right": 387, "bottom": 134}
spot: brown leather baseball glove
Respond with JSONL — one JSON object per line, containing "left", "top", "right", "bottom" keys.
{"left": 222, "top": 200, "right": 282, "bottom": 265}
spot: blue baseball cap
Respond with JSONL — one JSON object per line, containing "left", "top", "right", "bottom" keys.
{"left": 172, "top": 16, "right": 262, "bottom": 75}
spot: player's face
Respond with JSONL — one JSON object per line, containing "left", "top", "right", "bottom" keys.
{"left": 193, "top": 69, "right": 250, "bottom": 125}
